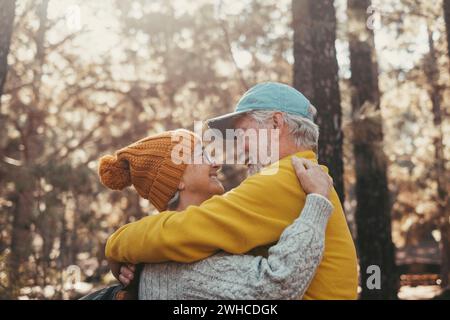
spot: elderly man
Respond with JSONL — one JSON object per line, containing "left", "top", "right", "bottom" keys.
{"left": 106, "top": 82, "right": 358, "bottom": 300}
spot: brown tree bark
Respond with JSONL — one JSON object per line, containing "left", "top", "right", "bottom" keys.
{"left": 347, "top": 0, "right": 398, "bottom": 299}
{"left": 0, "top": 0, "right": 18, "bottom": 296}
{"left": 425, "top": 28, "right": 450, "bottom": 289}
{"left": 0, "top": 0, "right": 15, "bottom": 100}
{"left": 444, "top": 0, "right": 450, "bottom": 64}
{"left": 292, "top": 0, "right": 345, "bottom": 202}
{"left": 9, "top": 0, "right": 49, "bottom": 294}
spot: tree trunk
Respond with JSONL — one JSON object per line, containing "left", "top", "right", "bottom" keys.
{"left": 347, "top": 0, "right": 398, "bottom": 299}
{"left": 444, "top": 0, "right": 450, "bottom": 64}
{"left": 9, "top": 0, "right": 49, "bottom": 294}
{"left": 292, "top": 0, "right": 345, "bottom": 202}
{"left": 425, "top": 28, "right": 450, "bottom": 289}
{"left": 0, "top": 0, "right": 15, "bottom": 99}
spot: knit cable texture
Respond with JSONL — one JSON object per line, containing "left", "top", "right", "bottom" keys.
{"left": 139, "top": 194, "right": 333, "bottom": 300}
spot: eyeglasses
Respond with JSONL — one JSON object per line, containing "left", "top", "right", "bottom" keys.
{"left": 203, "top": 150, "right": 214, "bottom": 165}
{"left": 193, "top": 147, "right": 215, "bottom": 165}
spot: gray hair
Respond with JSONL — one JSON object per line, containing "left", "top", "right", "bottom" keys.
{"left": 248, "top": 106, "right": 319, "bottom": 151}
{"left": 167, "top": 190, "right": 180, "bottom": 210}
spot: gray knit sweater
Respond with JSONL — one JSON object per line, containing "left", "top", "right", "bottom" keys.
{"left": 138, "top": 194, "right": 333, "bottom": 300}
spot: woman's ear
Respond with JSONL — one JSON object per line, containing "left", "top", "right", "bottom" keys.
{"left": 178, "top": 181, "right": 185, "bottom": 191}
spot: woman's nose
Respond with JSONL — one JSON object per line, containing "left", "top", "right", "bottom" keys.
{"left": 211, "top": 161, "right": 221, "bottom": 171}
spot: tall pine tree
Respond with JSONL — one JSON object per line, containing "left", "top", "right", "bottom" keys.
{"left": 444, "top": 0, "right": 450, "bottom": 63}
{"left": 347, "top": 0, "right": 398, "bottom": 299}
{"left": 0, "top": 0, "right": 15, "bottom": 98}
{"left": 292, "top": 0, "right": 345, "bottom": 202}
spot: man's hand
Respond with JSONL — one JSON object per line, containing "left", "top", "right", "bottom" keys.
{"left": 292, "top": 156, "right": 333, "bottom": 199}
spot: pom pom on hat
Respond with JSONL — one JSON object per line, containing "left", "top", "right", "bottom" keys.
{"left": 98, "top": 154, "right": 132, "bottom": 190}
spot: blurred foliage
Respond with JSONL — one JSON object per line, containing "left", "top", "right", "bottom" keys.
{"left": 0, "top": 0, "right": 448, "bottom": 299}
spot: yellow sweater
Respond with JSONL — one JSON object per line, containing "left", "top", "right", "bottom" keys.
{"left": 105, "top": 150, "right": 358, "bottom": 300}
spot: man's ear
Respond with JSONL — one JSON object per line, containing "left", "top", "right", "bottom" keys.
{"left": 272, "top": 112, "right": 285, "bottom": 130}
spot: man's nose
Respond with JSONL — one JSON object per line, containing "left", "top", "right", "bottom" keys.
{"left": 244, "top": 139, "right": 251, "bottom": 153}
{"left": 236, "top": 134, "right": 250, "bottom": 151}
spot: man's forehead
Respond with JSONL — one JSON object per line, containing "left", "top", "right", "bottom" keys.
{"left": 233, "top": 114, "right": 253, "bottom": 128}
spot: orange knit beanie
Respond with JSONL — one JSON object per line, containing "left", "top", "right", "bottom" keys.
{"left": 98, "top": 130, "right": 198, "bottom": 211}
